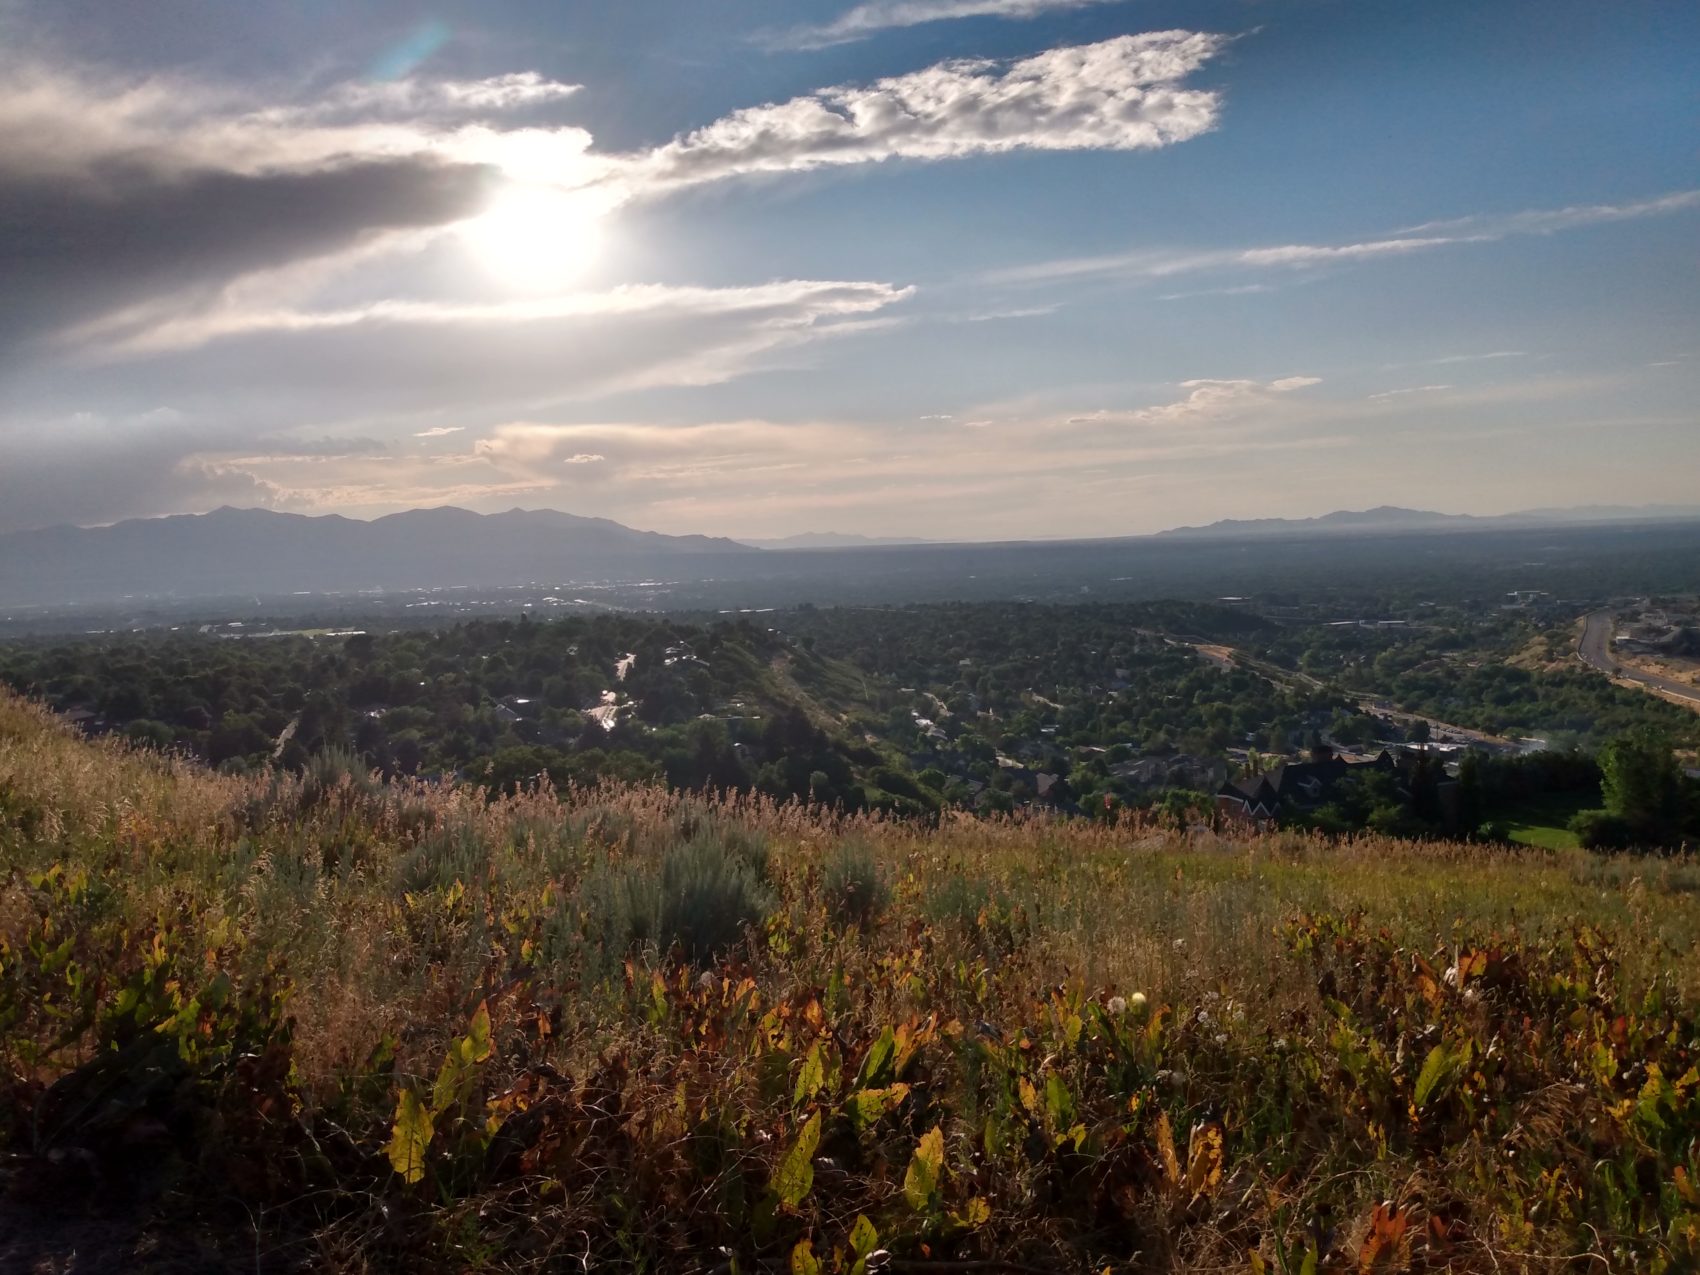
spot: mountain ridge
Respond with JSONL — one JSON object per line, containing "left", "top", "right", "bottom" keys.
{"left": 0, "top": 505, "right": 755, "bottom": 607}
{"left": 1156, "top": 503, "right": 1700, "bottom": 539}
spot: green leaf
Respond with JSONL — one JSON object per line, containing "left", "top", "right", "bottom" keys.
{"left": 846, "top": 1082, "right": 910, "bottom": 1133}
{"left": 858, "top": 1026, "right": 896, "bottom": 1088}
{"left": 430, "top": 1054, "right": 463, "bottom": 1118}
{"left": 790, "top": 1238, "right": 821, "bottom": 1275}
{"left": 904, "top": 1125, "right": 945, "bottom": 1212}
{"left": 849, "top": 1215, "right": 879, "bottom": 1258}
{"left": 794, "top": 1041, "right": 826, "bottom": 1108}
{"left": 385, "top": 1087, "right": 434, "bottom": 1185}
{"left": 1043, "top": 1072, "right": 1075, "bottom": 1133}
{"left": 774, "top": 1111, "right": 822, "bottom": 1210}
{"left": 467, "top": 999, "right": 493, "bottom": 1063}
{"left": 1413, "top": 1042, "right": 1453, "bottom": 1110}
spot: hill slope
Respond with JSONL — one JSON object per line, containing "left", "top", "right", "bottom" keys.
{"left": 2, "top": 690, "right": 1699, "bottom": 1270}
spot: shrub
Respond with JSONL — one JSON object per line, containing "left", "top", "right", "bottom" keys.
{"left": 1570, "top": 808, "right": 1635, "bottom": 851}
{"left": 575, "top": 828, "right": 775, "bottom": 969}
{"left": 396, "top": 819, "right": 488, "bottom": 895}
{"left": 822, "top": 838, "right": 889, "bottom": 929}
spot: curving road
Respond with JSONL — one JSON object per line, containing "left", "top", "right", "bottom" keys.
{"left": 1578, "top": 610, "right": 1700, "bottom": 710}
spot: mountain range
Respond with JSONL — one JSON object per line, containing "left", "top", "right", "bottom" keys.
{"left": 0, "top": 506, "right": 752, "bottom": 607}
{"left": 736, "top": 532, "right": 935, "bottom": 550}
{"left": 7, "top": 502, "right": 1700, "bottom": 610}
{"left": 1155, "top": 503, "right": 1700, "bottom": 539}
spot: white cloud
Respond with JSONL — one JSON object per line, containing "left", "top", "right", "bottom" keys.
{"left": 413, "top": 425, "right": 465, "bottom": 437}
{"left": 1423, "top": 350, "right": 1526, "bottom": 366}
{"left": 83, "top": 279, "right": 913, "bottom": 358}
{"left": 1368, "top": 384, "right": 1452, "bottom": 400}
{"left": 561, "top": 452, "right": 605, "bottom": 464}
{"left": 1394, "top": 190, "right": 1700, "bottom": 238}
{"left": 767, "top": 0, "right": 1130, "bottom": 51}
{"left": 1075, "top": 375, "right": 1322, "bottom": 427}
{"left": 631, "top": 33, "right": 1225, "bottom": 192}
{"left": 992, "top": 190, "right": 1700, "bottom": 288}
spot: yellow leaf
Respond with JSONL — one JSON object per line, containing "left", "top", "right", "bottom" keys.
{"left": 385, "top": 1088, "right": 434, "bottom": 1185}
{"left": 790, "top": 1238, "right": 821, "bottom": 1275}
{"left": 904, "top": 1125, "right": 945, "bottom": 1212}
{"left": 794, "top": 1041, "right": 826, "bottom": 1108}
{"left": 775, "top": 1111, "right": 822, "bottom": 1210}
{"left": 847, "top": 1082, "right": 910, "bottom": 1133}
{"left": 1186, "top": 1121, "right": 1224, "bottom": 1198}
{"left": 467, "top": 999, "right": 493, "bottom": 1063}
{"left": 1156, "top": 1110, "right": 1181, "bottom": 1191}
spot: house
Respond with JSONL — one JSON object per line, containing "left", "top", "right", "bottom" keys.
{"left": 1216, "top": 747, "right": 1397, "bottom": 822}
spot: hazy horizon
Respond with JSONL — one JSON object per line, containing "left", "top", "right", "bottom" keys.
{"left": 2, "top": 0, "right": 1696, "bottom": 540}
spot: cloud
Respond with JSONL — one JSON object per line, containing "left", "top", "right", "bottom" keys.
{"left": 1393, "top": 190, "right": 1700, "bottom": 238}
{"left": 1368, "top": 384, "right": 1452, "bottom": 400}
{"left": 0, "top": 35, "right": 1222, "bottom": 367}
{"left": 1422, "top": 350, "right": 1526, "bottom": 366}
{"left": 561, "top": 452, "right": 605, "bottom": 464}
{"left": 414, "top": 426, "right": 465, "bottom": 437}
{"left": 765, "top": 0, "right": 1130, "bottom": 51}
{"left": 0, "top": 59, "right": 609, "bottom": 359}
{"left": 1070, "top": 375, "right": 1321, "bottom": 427}
{"left": 85, "top": 279, "right": 913, "bottom": 358}
{"left": 3, "top": 280, "right": 914, "bottom": 457}
{"left": 630, "top": 33, "right": 1225, "bottom": 192}
{"left": 992, "top": 189, "right": 1700, "bottom": 288}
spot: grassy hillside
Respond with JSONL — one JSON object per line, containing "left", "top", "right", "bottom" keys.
{"left": 3, "top": 689, "right": 1700, "bottom": 1271}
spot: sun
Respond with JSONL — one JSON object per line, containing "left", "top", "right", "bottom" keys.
{"left": 463, "top": 183, "right": 607, "bottom": 290}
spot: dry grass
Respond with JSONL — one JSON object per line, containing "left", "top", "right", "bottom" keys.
{"left": 3, "top": 688, "right": 1700, "bottom": 1272}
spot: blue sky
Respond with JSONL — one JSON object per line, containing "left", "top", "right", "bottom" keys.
{"left": 0, "top": 0, "right": 1694, "bottom": 537}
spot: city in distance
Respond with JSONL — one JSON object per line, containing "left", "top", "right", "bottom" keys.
{"left": 2, "top": 0, "right": 1697, "bottom": 1271}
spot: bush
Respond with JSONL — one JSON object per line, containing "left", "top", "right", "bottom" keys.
{"left": 822, "top": 839, "right": 889, "bottom": 929}
{"left": 1569, "top": 808, "right": 1635, "bottom": 851}
{"left": 576, "top": 829, "right": 775, "bottom": 968}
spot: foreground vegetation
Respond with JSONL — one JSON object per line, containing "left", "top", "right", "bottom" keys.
{"left": 4, "top": 689, "right": 1700, "bottom": 1271}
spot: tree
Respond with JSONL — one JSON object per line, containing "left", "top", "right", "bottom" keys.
{"left": 1599, "top": 730, "right": 1683, "bottom": 841}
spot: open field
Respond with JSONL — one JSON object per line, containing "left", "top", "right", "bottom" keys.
{"left": 4, "top": 689, "right": 1700, "bottom": 1271}
{"left": 1488, "top": 790, "right": 1598, "bottom": 851}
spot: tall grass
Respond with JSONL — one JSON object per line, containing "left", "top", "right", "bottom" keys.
{"left": 4, "top": 687, "right": 1700, "bottom": 1271}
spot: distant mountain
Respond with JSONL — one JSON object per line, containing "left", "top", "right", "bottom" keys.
{"left": 1157, "top": 503, "right": 1700, "bottom": 539}
{"left": 738, "top": 531, "right": 935, "bottom": 550}
{"left": 0, "top": 506, "right": 755, "bottom": 607}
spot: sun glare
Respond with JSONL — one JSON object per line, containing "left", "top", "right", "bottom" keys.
{"left": 464, "top": 184, "right": 606, "bottom": 290}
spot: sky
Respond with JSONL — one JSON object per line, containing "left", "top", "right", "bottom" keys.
{"left": 0, "top": 0, "right": 1696, "bottom": 540}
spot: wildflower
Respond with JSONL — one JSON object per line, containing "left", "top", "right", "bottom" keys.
{"left": 1107, "top": 995, "right": 1128, "bottom": 1016}
{"left": 1214, "top": 1032, "right": 1229, "bottom": 1045}
{"left": 1127, "top": 991, "right": 1147, "bottom": 1012}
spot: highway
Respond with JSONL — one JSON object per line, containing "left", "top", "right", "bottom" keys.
{"left": 1577, "top": 610, "right": 1700, "bottom": 710}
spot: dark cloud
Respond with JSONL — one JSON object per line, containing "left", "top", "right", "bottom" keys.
{"left": 0, "top": 155, "right": 494, "bottom": 358}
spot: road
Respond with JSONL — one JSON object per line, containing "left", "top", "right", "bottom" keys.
{"left": 1578, "top": 610, "right": 1700, "bottom": 710}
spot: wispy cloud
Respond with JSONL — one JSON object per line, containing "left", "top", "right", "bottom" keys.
{"left": 1422, "top": 350, "right": 1526, "bottom": 366}
{"left": 763, "top": 0, "right": 1130, "bottom": 51}
{"left": 413, "top": 425, "right": 465, "bottom": 437}
{"left": 1067, "top": 375, "right": 1321, "bottom": 426}
{"left": 1368, "top": 384, "right": 1451, "bottom": 400}
{"left": 991, "top": 190, "right": 1700, "bottom": 288}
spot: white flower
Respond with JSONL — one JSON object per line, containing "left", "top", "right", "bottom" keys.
{"left": 1107, "top": 995, "right": 1128, "bottom": 1016}
{"left": 1128, "top": 991, "right": 1147, "bottom": 1012}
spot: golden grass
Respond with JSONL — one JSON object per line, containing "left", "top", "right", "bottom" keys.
{"left": 4, "top": 688, "right": 1700, "bottom": 1272}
